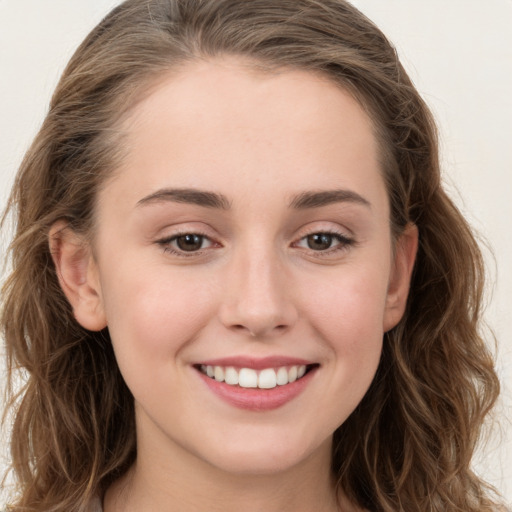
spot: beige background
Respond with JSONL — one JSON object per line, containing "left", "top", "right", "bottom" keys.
{"left": 1, "top": 0, "right": 511, "bottom": 506}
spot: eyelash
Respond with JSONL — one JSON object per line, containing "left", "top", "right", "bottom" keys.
{"left": 293, "top": 230, "right": 355, "bottom": 257}
{"left": 156, "top": 229, "right": 355, "bottom": 258}
{"left": 157, "top": 230, "right": 215, "bottom": 257}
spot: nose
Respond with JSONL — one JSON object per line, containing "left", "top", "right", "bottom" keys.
{"left": 218, "top": 245, "right": 298, "bottom": 338}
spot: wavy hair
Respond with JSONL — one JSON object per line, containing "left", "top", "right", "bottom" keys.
{"left": 1, "top": 0, "right": 501, "bottom": 510}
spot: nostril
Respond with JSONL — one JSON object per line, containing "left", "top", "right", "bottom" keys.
{"left": 230, "top": 323, "right": 289, "bottom": 338}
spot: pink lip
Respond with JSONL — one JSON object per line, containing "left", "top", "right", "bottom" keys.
{"left": 195, "top": 363, "right": 318, "bottom": 412}
{"left": 196, "top": 355, "right": 313, "bottom": 370}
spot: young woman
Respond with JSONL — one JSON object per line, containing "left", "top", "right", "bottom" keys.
{"left": 1, "top": 1, "right": 504, "bottom": 511}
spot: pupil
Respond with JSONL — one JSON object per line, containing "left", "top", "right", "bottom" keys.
{"left": 177, "top": 234, "right": 203, "bottom": 251}
{"left": 307, "top": 233, "right": 333, "bottom": 250}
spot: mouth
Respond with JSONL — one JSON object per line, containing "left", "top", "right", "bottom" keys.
{"left": 193, "top": 356, "right": 319, "bottom": 410}
{"left": 196, "top": 363, "right": 317, "bottom": 389}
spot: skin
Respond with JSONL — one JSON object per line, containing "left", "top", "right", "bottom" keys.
{"left": 51, "top": 58, "right": 417, "bottom": 512}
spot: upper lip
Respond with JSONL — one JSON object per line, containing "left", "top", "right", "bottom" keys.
{"left": 195, "top": 356, "right": 315, "bottom": 370}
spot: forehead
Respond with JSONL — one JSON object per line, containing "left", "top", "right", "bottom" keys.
{"left": 124, "top": 58, "right": 376, "bottom": 142}
{"left": 101, "top": 58, "right": 386, "bottom": 214}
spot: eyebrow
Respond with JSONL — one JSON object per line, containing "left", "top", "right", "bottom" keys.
{"left": 136, "top": 187, "right": 370, "bottom": 210}
{"left": 137, "top": 188, "right": 231, "bottom": 210}
{"left": 289, "top": 189, "right": 371, "bottom": 209}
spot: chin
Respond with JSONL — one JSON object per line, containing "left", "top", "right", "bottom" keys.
{"left": 198, "top": 433, "right": 331, "bottom": 476}
{"left": 207, "top": 452, "right": 305, "bottom": 476}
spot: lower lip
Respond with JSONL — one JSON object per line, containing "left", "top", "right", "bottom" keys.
{"left": 197, "top": 368, "right": 317, "bottom": 411}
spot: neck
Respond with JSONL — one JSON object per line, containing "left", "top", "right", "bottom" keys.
{"left": 104, "top": 433, "right": 350, "bottom": 512}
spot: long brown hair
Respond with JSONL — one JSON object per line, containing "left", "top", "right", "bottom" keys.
{"left": 1, "top": 1, "right": 501, "bottom": 510}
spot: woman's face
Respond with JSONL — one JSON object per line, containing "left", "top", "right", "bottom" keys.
{"left": 69, "top": 59, "right": 416, "bottom": 475}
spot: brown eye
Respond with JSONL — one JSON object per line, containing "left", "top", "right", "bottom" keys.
{"left": 295, "top": 231, "right": 354, "bottom": 255}
{"left": 175, "top": 234, "right": 205, "bottom": 252}
{"left": 157, "top": 232, "right": 215, "bottom": 256}
{"left": 306, "top": 233, "right": 335, "bottom": 251}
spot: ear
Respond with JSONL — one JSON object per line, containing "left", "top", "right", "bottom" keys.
{"left": 383, "top": 223, "right": 418, "bottom": 332}
{"left": 49, "top": 221, "right": 107, "bottom": 331}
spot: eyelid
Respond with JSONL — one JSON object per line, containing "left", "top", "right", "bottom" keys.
{"left": 156, "top": 228, "right": 221, "bottom": 257}
{"left": 294, "top": 232, "right": 349, "bottom": 248}
{"left": 153, "top": 223, "right": 356, "bottom": 258}
{"left": 292, "top": 225, "right": 356, "bottom": 256}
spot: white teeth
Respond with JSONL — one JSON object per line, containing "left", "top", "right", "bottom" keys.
{"left": 214, "top": 366, "right": 224, "bottom": 382}
{"left": 224, "top": 367, "right": 239, "bottom": 385}
{"left": 276, "top": 367, "right": 289, "bottom": 386}
{"left": 239, "top": 368, "right": 258, "bottom": 388}
{"left": 200, "top": 364, "right": 310, "bottom": 388}
{"left": 258, "top": 368, "right": 277, "bottom": 389}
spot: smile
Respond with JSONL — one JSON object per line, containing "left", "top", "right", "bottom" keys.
{"left": 199, "top": 364, "right": 308, "bottom": 389}
{"left": 194, "top": 357, "right": 318, "bottom": 411}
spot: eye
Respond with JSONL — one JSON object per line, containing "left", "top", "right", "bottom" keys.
{"left": 306, "top": 233, "right": 336, "bottom": 251}
{"left": 157, "top": 232, "right": 214, "bottom": 254}
{"left": 174, "top": 234, "right": 208, "bottom": 252}
{"left": 295, "top": 231, "right": 353, "bottom": 252}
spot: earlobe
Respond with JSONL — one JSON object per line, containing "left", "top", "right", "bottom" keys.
{"left": 383, "top": 223, "right": 418, "bottom": 332}
{"left": 49, "top": 221, "right": 107, "bottom": 331}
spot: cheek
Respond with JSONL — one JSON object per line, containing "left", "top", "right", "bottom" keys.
{"left": 302, "top": 261, "right": 389, "bottom": 372}
{"left": 292, "top": 264, "right": 388, "bottom": 430}
{"left": 307, "top": 263, "right": 389, "bottom": 333}
{"left": 98, "top": 265, "right": 220, "bottom": 407}
{"left": 99, "top": 262, "right": 216, "bottom": 361}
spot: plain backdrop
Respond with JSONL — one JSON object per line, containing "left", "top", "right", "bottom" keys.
{"left": 1, "top": 0, "right": 511, "bottom": 506}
